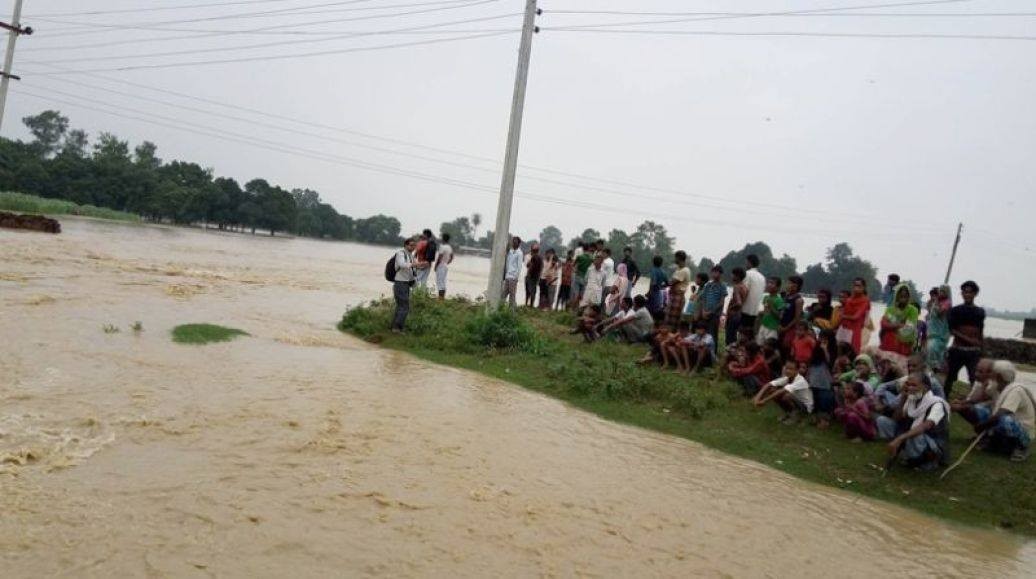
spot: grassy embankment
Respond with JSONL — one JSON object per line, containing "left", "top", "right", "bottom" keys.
{"left": 0, "top": 191, "right": 140, "bottom": 222}
{"left": 172, "top": 323, "right": 249, "bottom": 344}
{"left": 339, "top": 293, "right": 1035, "bottom": 536}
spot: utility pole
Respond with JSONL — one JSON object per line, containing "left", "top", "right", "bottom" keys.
{"left": 486, "top": 0, "right": 538, "bottom": 309}
{"left": 944, "top": 222, "right": 962, "bottom": 285}
{"left": 0, "top": 0, "right": 31, "bottom": 134}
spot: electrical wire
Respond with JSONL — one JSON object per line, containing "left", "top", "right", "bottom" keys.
{"left": 542, "top": 28, "right": 1036, "bottom": 42}
{"left": 25, "top": 1, "right": 493, "bottom": 51}
{"left": 19, "top": 61, "right": 961, "bottom": 230}
{"left": 543, "top": 10, "right": 1036, "bottom": 19}
{"left": 26, "top": 30, "right": 519, "bottom": 73}
{"left": 27, "top": 0, "right": 297, "bottom": 18}
{"left": 27, "top": 9, "right": 519, "bottom": 65}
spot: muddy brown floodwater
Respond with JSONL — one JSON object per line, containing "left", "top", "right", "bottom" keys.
{"left": 2, "top": 217, "right": 1034, "bottom": 577}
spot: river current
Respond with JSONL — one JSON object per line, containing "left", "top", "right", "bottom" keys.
{"left": 2, "top": 217, "right": 1033, "bottom": 577}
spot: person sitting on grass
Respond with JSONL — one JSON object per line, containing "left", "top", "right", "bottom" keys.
{"left": 663, "top": 321, "right": 693, "bottom": 371}
{"left": 806, "top": 344, "right": 835, "bottom": 429}
{"left": 640, "top": 324, "right": 674, "bottom": 366}
{"left": 754, "top": 359, "right": 814, "bottom": 424}
{"left": 840, "top": 353, "right": 879, "bottom": 396}
{"left": 762, "top": 337, "right": 783, "bottom": 380}
{"left": 875, "top": 355, "right": 947, "bottom": 417}
{"left": 601, "top": 295, "right": 655, "bottom": 344}
{"left": 757, "top": 276, "right": 784, "bottom": 345}
{"left": 950, "top": 358, "right": 997, "bottom": 431}
{"left": 728, "top": 341, "right": 772, "bottom": 397}
{"left": 790, "top": 320, "right": 817, "bottom": 366}
{"left": 834, "top": 381, "right": 876, "bottom": 441}
{"left": 973, "top": 360, "right": 1034, "bottom": 462}
{"left": 596, "top": 296, "right": 634, "bottom": 339}
{"left": 679, "top": 322, "right": 716, "bottom": 375}
{"left": 878, "top": 372, "right": 950, "bottom": 472}
{"left": 571, "top": 304, "right": 603, "bottom": 342}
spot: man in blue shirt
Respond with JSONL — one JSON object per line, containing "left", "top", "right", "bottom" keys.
{"left": 700, "top": 265, "right": 729, "bottom": 346}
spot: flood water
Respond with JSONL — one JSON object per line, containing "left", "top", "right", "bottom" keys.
{"left": 2, "top": 217, "right": 1034, "bottom": 577}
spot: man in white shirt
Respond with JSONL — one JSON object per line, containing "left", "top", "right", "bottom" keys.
{"left": 877, "top": 372, "right": 950, "bottom": 471}
{"left": 391, "top": 237, "right": 421, "bottom": 333}
{"left": 742, "top": 254, "right": 766, "bottom": 339}
{"left": 754, "top": 359, "right": 814, "bottom": 424}
{"left": 975, "top": 360, "right": 1034, "bottom": 462}
{"left": 434, "top": 232, "right": 454, "bottom": 300}
{"left": 600, "top": 247, "right": 616, "bottom": 289}
{"left": 580, "top": 255, "right": 607, "bottom": 309}
{"left": 502, "top": 236, "right": 523, "bottom": 310}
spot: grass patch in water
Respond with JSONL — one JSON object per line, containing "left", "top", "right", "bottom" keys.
{"left": 172, "top": 323, "right": 249, "bottom": 345}
{"left": 339, "top": 292, "right": 1036, "bottom": 536}
{"left": 0, "top": 191, "right": 140, "bottom": 222}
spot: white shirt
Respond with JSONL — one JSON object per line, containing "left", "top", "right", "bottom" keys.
{"left": 394, "top": 249, "right": 415, "bottom": 282}
{"left": 436, "top": 243, "right": 453, "bottom": 270}
{"left": 768, "top": 374, "right": 814, "bottom": 413}
{"left": 744, "top": 268, "right": 766, "bottom": 316}
{"left": 994, "top": 383, "right": 1036, "bottom": 438}
{"left": 581, "top": 267, "right": 607, "bottom": 306}
{"left": 602, "top": 257, "right": 615, "bottom": 285}
{"left": 505, "top": 248, "right": 524, "bottom": 280}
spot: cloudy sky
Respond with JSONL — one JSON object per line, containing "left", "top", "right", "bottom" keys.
{"left": 5, "top": 0, "right": 1035, "bottom": 310}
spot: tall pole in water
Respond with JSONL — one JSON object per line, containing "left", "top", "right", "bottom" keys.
{"left": 486, "top": 0, "right": 538, "bottom": 309}
{"left": 0, "top": 0, "right": 27, "bottom": 133}
{"left": 944, "top": 222, "right": 963, "bottom": 285}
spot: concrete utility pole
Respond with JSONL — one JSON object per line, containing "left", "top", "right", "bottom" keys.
{"left": 0, "top": 0, "right": 30, "bottom": 134}
{"left": 944, "top": 222, "right": 963, "bottom": 285}
{"left": 486, "top": 0, "right": 538, "bottom": 309}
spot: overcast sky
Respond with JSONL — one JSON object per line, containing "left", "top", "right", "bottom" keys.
{"left": 5, "top": 0, "right": 1035, "bottom": 310}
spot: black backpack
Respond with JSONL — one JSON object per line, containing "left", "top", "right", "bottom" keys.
{"left": 385, "top": 255, "right": 397, "bottom": 282}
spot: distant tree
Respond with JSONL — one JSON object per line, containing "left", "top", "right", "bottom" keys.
{"left": 22, "top": 110, "right": 68, "bottom": 157}
{"left": 440, "top": 216, "right": 473, "bottom": 246}
{"left": 569, "top": 228, "right": 601, "bottom": 249}
{"left": 355, "top": 214, "right": 402, "bottom": 245}
{"left": 696, "top": 257, "right": 715, "bottom": 276}
{"left": 59, "top": 129, "right": 88, "bottom": 159}
{"left": 538, "top": 224, "right": 564, "bottom": 252}
{"left": 471, "top": 212, "right": 482, "bottom": 241}
{"left": 605, "top": 228, "right": 630, "bottom": 257}
{"left": 133, "top": 141, "right": 161, "bottom": 170}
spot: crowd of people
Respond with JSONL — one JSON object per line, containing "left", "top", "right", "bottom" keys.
{"left": 390, "top": 233, "right": 1034, "bottom": 470}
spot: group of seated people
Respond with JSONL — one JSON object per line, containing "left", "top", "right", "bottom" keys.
{"left": 559, "top": 250, "right": 1033, "bottom": 471}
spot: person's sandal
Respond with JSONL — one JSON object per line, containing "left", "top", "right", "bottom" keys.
{"left": 1010, "top": 447, "right": 1030, "bottom": 462}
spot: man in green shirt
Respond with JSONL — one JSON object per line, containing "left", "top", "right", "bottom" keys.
{"left": 572, "top": 243, "right": 594, "bottom": 308}
{"left": 757, "top": 276, "right": 784, "bottom": 345}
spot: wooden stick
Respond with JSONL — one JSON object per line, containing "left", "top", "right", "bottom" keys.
{"left": 940, "top": 431, "right": 987, "bottom": 480}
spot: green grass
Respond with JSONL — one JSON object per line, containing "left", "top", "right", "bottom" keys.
{"left": 0, "top": 191, "right": 140, "bottom": 222}
{"left": 339, "top": 292, "right": 1036, "bottom": 536}
{"left": 172, "top": 323, "right": 249, "bottom": 345}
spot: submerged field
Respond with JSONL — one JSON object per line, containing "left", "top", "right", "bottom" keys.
{"left": 0, "top": 191, "right": 140, "bottom": 222}
{"left": 340, "top": 292, "right": 1036, "bottom": 536}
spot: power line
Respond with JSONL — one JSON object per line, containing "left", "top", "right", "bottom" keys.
{"left": 10, "top": 81, "right": 951, "bottom": 238}
{"left": 543, "top": 10, "right": 1036, "bottom": 19}
{"left": 27, "top": 9, "right": 519, "bottom": 65}
{"left": 13, "top": 85, "right": 943, "bottom": 246}
{"left": 25, "top": 1, "right": 493, "bottom": 51}
{"left": 20, "top": 61, "right": 959, "bottom": 230}
{"left": 26, "top": 30, "right": 518, "bottom": 73}
{"left": 543, "top": 28, "right": 1036, "bottom": 42}
{"left": 535, "top": 0, "right": 977, "bottom": 31}
{"left": 27, "top": 0, "right": 296, "bottom": 18}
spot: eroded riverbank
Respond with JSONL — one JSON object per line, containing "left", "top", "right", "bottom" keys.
{"left": 2, "top": 218, "right": 1034, "bottom": 577}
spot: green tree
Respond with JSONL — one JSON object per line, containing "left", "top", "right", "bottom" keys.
{"left": 440, "top": 216, "right": 473, "bottom": 246}
{"left": 569, "top": 228, "right": 601, "bottom": 249}
{"left": 538, "top": 225, "right": 564, "bottom": 252}
{"left": 355, "top": 214, "right": 402, "bottom": 245}
{"left": 471, "top": 212, "right": 482, "bottom": 241}
{"left": 22, "top": 110, "right": 69, "bottom": 158}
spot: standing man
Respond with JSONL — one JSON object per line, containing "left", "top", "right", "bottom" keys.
{"left": 700, "top": 265, "right": 728, "bottom": 346}
{"left": 946, "top": 280, "right": 985, "bottom": 394}
{"left": 391, "top": 237, "right": 421, "bottom": 333}
{"left": 502, "top": 236, "right": 523, "bottom": 310}
{"left": 414, "top": 229, "right": 438, "bottom": 288}
{"left": 524, "top": 243, "right": 543, "bottom": 307}
{"left": 741, "top": 254, "right": 766, "bottom": 340}
{"left": 726, "top": 267, "right": 748, "bottom": 347}
{"left": 434, "top": 232, "right": 454, "bottom": 300}
{"left": 621, "top": 246, "right": 641, "bottom": 299}
{"left": 572, "top": 243, "right": 593, "bottom": 309}
{"left": 882, "top": 274, "right": 901, "bottom": 307}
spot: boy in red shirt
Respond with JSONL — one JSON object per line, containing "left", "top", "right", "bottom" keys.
{"left": 728, "top": 342, "right": 772, "bottom": 397}
{"left": 791, "top": 321, "right": 817, "bottom": 366}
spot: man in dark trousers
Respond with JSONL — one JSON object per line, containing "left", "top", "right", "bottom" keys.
{"left": 946, "top": 280, "right": 985, "bottom": 395}
{"left": 391, "top": 237, "right": 424, "bottom": 333}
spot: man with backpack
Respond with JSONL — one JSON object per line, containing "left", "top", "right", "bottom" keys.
{"left": 387, "top": 237, "right": 424, "bottom": 333}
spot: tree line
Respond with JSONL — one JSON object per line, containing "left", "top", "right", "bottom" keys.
{"left": 0, "top": 110, "right": 403, "bottom": 243}
{"left": 2, "top": 110, "right": 905, "bottom": 299}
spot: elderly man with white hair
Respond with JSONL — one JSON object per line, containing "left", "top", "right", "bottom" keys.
{"left": 975, "top": 360, "right": 1035, "bottom": 462}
